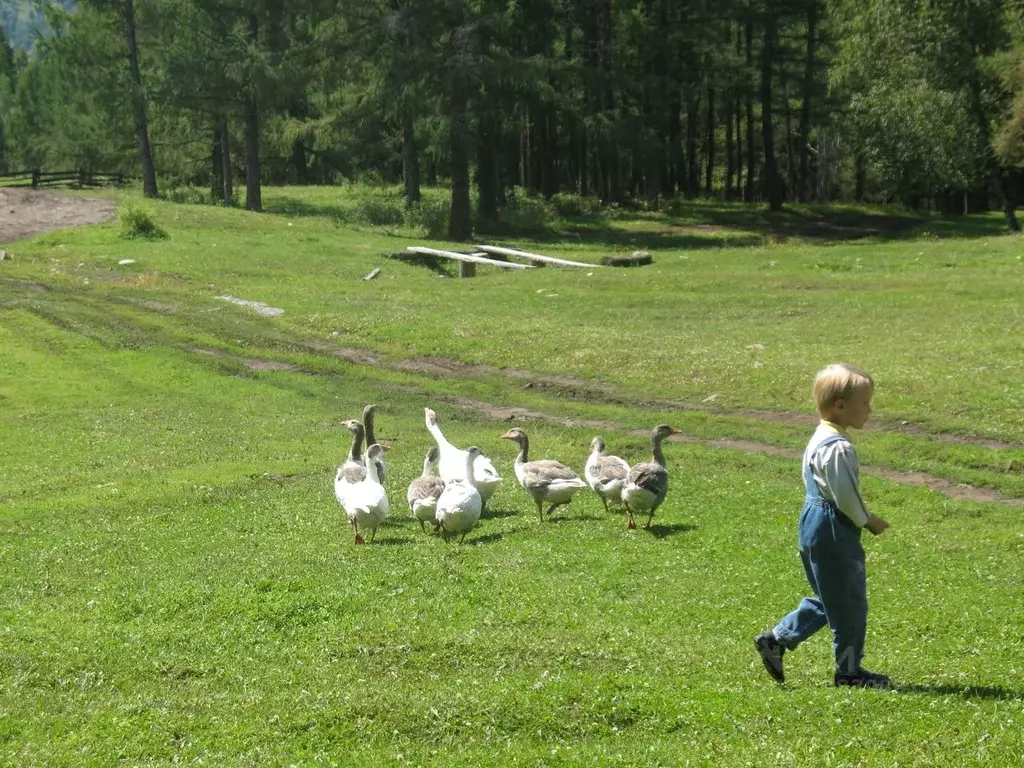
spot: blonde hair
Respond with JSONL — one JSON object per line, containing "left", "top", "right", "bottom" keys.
{"left": 813, "top": 363, "right": 874, "bottom": 416}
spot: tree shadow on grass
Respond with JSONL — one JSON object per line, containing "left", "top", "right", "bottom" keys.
{"left": 262, "top": 197, "right": 347, "bottom": 223}
{"left": 480, "top": 206, "right": 1013, "bottom": 251}
{"left": 895, "top": 683, "right": 1024, "bottom": 701}
{"left": 261, "top": 189, "right": 1013, "bottom": 251}
{"left": 643, "top": 522, "right": 698, "bottom": 539}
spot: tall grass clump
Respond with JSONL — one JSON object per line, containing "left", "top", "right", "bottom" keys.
{"left": 119, "top": 204, "right": 168, "bottom": 240}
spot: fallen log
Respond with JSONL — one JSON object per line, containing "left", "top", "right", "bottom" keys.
{"left": 600, "top": 250, "right": 653, "bottom": 267}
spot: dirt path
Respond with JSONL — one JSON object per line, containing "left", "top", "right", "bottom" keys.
{"left": 297, "top": 343, "right": 1022, "bottom": 453}
{"left": 194, "top": 345, "right": 1024, "bottom": 506}
{"left": 0, "top": 188, "right": 117, "bottom": 244}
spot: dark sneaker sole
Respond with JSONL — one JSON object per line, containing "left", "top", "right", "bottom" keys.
{"left": 754, "top": 634, "right": 785, "bottom": 683}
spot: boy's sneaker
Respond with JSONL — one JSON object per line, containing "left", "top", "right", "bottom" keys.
{"left": 834, "top": 669, "right": 891, "bottom": 689}
{"left": 754, "top": 632, "right": 785, "bottom": 683}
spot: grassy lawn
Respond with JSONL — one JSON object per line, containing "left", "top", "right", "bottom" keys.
{"left": 1, "top": 187, "right": 1022, "bottom": 765}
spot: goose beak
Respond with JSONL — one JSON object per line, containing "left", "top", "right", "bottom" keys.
{"left": 380, "top": 443, "right": 392, "bottom": 452}
{"left": 500, "top": 431, "right": 515, "bottom": 440}
{"left": 669, "top": 427, "right": 681, "bottom": 435}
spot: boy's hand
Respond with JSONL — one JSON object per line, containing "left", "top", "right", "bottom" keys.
{"left": 865, "top": 514, "right": 890, "bottom": 535}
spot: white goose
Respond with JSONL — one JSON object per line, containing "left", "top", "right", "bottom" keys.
{"left": 334, "top": 419, "right": 367, "bottom": 508}
{"left": 424, "top": 408, "right": 501, "bottom": 506}
{"left": 342, "top": 443, "right": 390, "bottom": 544}
{"left": 585, "top": 436, "right": 631, "bottom": 513}
{"left": 407, "top": 446, "right": 445, "bottom": 533}
{"left": 362, "top": 403, "right": 387, "bottom": 483}
{"left": 501, "top": 427, "right": 587, "bottom": 521}
{"left": 435, "top": 446, "right": 483, "bottom": 543}
{"left": 622, "top": 425, "right": 680, "bottom": 530}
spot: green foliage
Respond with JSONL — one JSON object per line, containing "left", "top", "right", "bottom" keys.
{"left": 119, "top": 203, "right": 167, "bottom": 239}
{"left": 551, "top": 192, "right": 603, "bottom": 217}
{"left": 356, "top": 195, "right": 405, "bottom": 227}
{"left": 849, "top": 82, "right": 982, "bottom": 199}
{"left": 993, "top": 47, "right": 1024, "bottom": 167}
{"left": 402, "top": 195, "right": 450, "bottom": 237}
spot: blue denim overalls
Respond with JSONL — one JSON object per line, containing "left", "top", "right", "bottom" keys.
{"left": 773, "top": 433, "right": 867, "bottom": 676}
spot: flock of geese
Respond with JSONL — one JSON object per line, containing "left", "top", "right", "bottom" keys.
{"left": 334, "top": 405, "right": 681, "bottom": 544}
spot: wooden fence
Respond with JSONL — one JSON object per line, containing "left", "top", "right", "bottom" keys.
{"left": 0, "top": 169, "right": 126, "bottom": 190}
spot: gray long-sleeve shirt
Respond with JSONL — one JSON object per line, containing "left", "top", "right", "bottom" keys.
{"left": 803, "top": 421, "right": 870, "bottom": 528}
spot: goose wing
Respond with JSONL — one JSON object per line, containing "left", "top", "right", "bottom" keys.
{"left": 523, "top": 459, "right": 584, "bottom": 488}
{"left": 590, "top": 455, "right": 629, "bottom": 480}
{"left": 628, "top": 461, "right": 669, "bottom": 498}
{"left": 408, "top": 475, "right": 444, "bottom": 504}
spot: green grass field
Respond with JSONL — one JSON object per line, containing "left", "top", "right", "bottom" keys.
{"left": 1, "top": 187, "right": 1022, "bottom": 765}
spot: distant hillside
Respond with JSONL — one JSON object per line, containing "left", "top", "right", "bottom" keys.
{"left": 0, "top": 0, "right": 75, "bottom": 50}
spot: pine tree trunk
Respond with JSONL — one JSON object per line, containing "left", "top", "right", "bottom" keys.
{"left": 761, "top": 3, "right": 783, "bottom": 211}
{"left": 448, "top": 70, "right": 471, "bottom": 241}
{"left": 798, "top": 1, "right": 818, "bottom": 202}
{"left": 476, "top": 95, "right": 498, "bottom": 225}
{"left": 402, "top": 111, "right": 421, "bottom": 204}
{"left": 1002, "top": 171, "right": 1020, "bottom": 233}
{"left": 735, "top": 93, "right": 743, "bottom": 197}
{"left": 245, "top": 100, "right": 261, "bottom": 212}
{"left": 244, "top": 13, "right": 261, "bottom": 212}
{"left": 542, "top": 108, "right": 558, "bottom": 198}
{"left": 725, "top": 94, "right": 734, "bottom": 199}
{"left": 211, "top": 123, "right": 223, "bottom": 200}
{"left": 781, "top": 66, "right": 796, "bottom": 200}
{"left": 220, "top": 113, "right": 233, "bottom": 205}
{"left": 292, "top": 137, "right": 308, "bottom": 185}
{"left": 668, "top": 97, "right": 682, "bottom": 195}
{"left": 685, "top": 94, "right": 700, "bottom": 197}
{"left": 705, "top": 83, "right": 715, "bottom": 196}
{"left": 123, "top": 0, "right": 157, "bottom": 198}
{"left": 426, "top": 154, "right": 437, "bottom": 187}
{"left": 745, "top": 15, "right": 756, "bottom": 202}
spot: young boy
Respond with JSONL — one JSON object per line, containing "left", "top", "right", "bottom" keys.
{"left": 755, "top": 363, "right": 892, "bottom": 688}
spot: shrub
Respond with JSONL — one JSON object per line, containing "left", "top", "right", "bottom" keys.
{"left": 403, "top": 197, "right": 450, "bottom": 237}
{"left": 500, "top": 186, "right": 553, "bottom": 231}
{"left": 551, "top": 192, "right": 603, "bottom": 217}
{"left": 356, "top": 196, "right": 405, "bottom": 227}
{"left": 119, "top": 205, "right": 168, "bottom": 240}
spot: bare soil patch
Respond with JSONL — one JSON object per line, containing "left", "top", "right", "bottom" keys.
{"left": 182, "top": 344, "right": 1024, "bottom": 505}
{"left": 438, "top": 394, "right": 1024, "bottom": 506}
{"left": 0, "top": 188, "right": 117, "bottom": 243}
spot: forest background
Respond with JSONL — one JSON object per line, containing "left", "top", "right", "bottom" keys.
{"left": 2, "top": 0, "right": 1024, "bottom": 238}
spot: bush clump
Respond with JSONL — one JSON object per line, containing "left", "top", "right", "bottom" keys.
{"left": 119, "top": 205, "right": 168, "bottom": 240}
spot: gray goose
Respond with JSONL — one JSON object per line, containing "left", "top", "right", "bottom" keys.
{"left": 362, "top": 404, "right": 387, "bottom": 482}
{"left": 585, "top": 436, "right": 631, "bottom": 513}
{"left": 500, "top": 427, "right": 587, "bottom": 521}
{"left": 407, "top": 446, "right": 445, "bottom": 533}
{"left": 621, "top": 425, "right": 680, "bottom": 530}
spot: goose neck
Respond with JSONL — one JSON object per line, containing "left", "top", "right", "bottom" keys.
{"left": 363, "top": 408, "right": 377, "bottom": 446}
{"left": 651, "top": 432, "right": 667, "bottom": 467}
{"left": 348, "top": 428, "right": 364, "bottom": 462}
{"left": 365, "top": 452, "right": 381, "bottom": 484}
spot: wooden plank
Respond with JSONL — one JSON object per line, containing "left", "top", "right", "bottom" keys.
{"left": 406, "top": 247, "right": 535, "bottom": 270}
{"left": 475, "top": 244, "right": 598, "bottom": 268}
